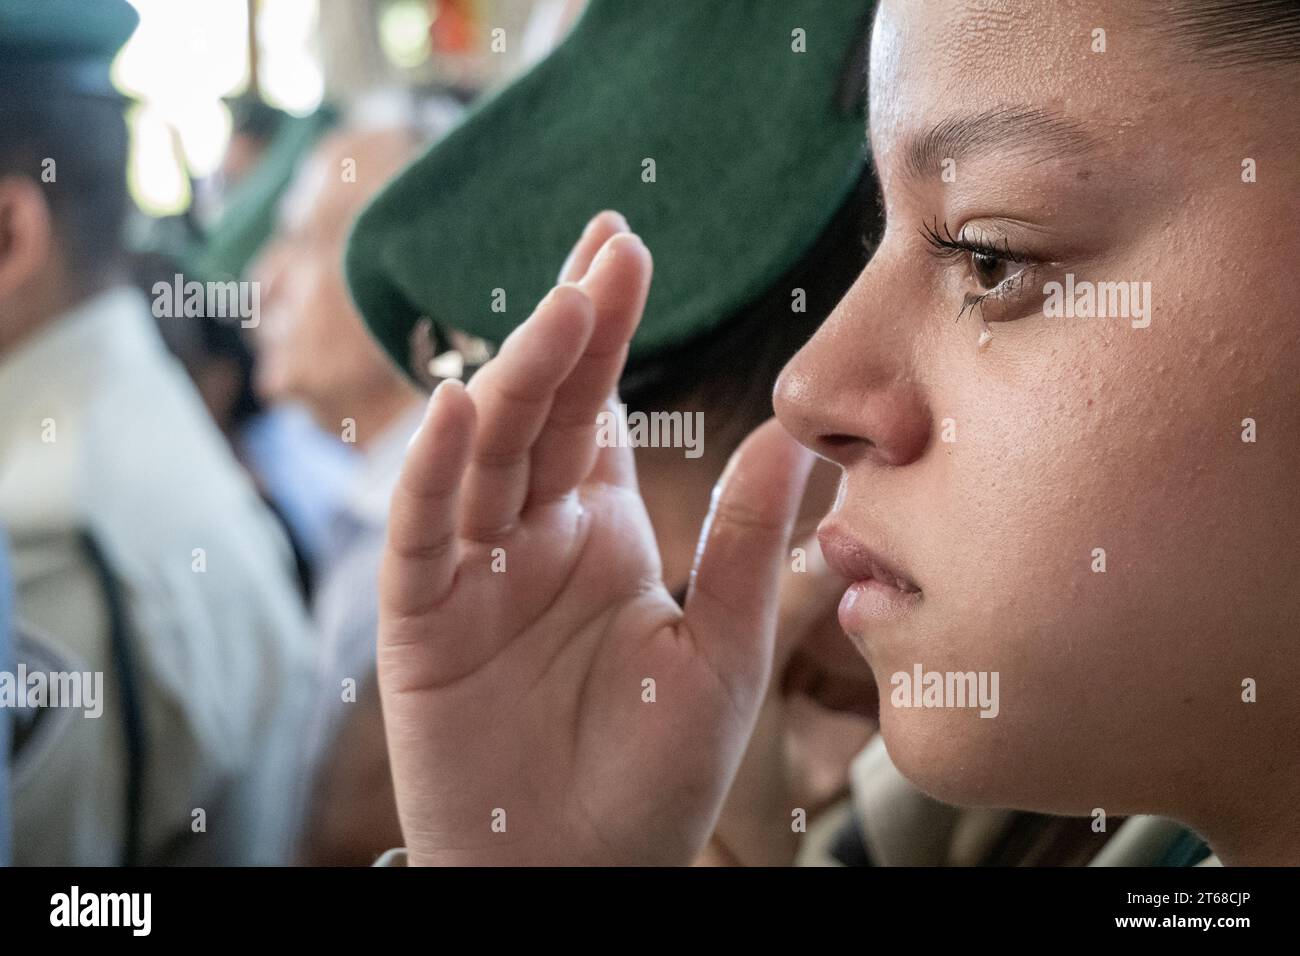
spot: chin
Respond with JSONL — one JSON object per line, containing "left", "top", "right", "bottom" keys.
{"left": 878, "top": 705, "right": 1149, "bottom": 820}
{"left": 876, "top": 704, "right": 1047, "bottom": 812}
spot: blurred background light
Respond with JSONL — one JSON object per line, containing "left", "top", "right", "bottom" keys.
{"left": 125, "top": 102, "right": 195, "bottom": 217}
{"left": 115, "top": 0, "right": 323, "bottom": 216}
{"left": 258, "top": 0, "right": 326, "bottom": 113}
{"left": 379, "top": 0, "right": 435, "bottom": 70}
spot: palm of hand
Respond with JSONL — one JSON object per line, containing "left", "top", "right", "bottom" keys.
{"left": 379, "top": 214, "right": 813, "bottom": 865}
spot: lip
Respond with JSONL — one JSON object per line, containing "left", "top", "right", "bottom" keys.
{"left": 818, "top": 522, "right": 921, "bottom": 635}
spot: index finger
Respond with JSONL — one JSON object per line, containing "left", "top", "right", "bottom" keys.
{"left": 558, "top": 210, "right": 629, "bottom": 283}
{"left": 382, "top": 378, "right": 477, "bottom": 623}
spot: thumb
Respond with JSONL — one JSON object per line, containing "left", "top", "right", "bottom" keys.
{"left": 683, "top": 418, "right": 815, "bottom": 709}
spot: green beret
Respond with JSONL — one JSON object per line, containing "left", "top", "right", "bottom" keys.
{"left": 346, "top": 0, "right": 873, "bottom": 380}
{"left": 196, "top": 106, "right": 338, "bottom": 281}
{"left": 0, "top": 0, "right": 139, "bottom": 97}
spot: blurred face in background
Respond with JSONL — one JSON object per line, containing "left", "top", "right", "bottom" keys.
{"left": 252, "top": 129, "right": 418, "bottom": 435}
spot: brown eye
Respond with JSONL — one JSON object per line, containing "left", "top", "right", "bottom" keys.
{"left": 971, "top": 251, "right": 1009, "bottom": 289}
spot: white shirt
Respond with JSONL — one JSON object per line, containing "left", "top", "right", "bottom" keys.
{"left": 305, "top": 405, "right": 423, "bottom": 772}
{"left": 0, "top": 286, "right": 316, "bottom": 865}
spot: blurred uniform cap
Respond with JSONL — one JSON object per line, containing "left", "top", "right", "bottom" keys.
{"left": 0, "top": 0, "right": 139, "bottom": 97}
{"left": 196, "top": 106, "right": 339, "bottom": 282}
{"left": 345, "top": 0, "right": 874, "bottom": 381}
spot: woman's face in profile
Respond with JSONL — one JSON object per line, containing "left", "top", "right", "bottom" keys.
{"left": 774, "top": 0, "right": 1300, "bottom": 854}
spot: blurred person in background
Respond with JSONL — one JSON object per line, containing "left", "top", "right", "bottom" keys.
{"left": 248, "top": 126, "right": 428, "bottom": 865}
{"left": 0, "top": 1, "right": 315, "bottom": 864}
{"left": 130, "top": 95, "right": 355, "bottom": 595}
{"left": 128, "top": 246, "right": 319, "bottom": 600}
{"left": 196, "top": 102, "right": 361, "bottom": 590}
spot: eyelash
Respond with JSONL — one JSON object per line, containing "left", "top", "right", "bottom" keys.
{"left": 918, "top": 218, "right": 1038, "bottom": 322}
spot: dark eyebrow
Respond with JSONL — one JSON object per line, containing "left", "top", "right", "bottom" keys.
{"left": 900, "top": 105, "right": 1101, "bottom": 180}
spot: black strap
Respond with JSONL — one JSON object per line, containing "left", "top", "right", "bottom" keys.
{"left": 78, "top": 530, "right": 147, "bottom": 867}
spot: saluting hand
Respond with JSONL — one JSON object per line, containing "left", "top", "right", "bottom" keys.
{"left": 378, "top": 212, "right": 813, "bottom": 865}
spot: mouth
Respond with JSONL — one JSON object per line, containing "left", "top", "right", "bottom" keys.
{"left": 817, "top": 522, "right": 922, "bottom": 637}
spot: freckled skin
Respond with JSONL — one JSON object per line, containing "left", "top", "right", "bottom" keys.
{"left": 773, "top": 0, "right": 1300, "bottom": 863}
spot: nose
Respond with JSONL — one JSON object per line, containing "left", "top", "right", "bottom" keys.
{"left": 251, "top": 243, "right": 286, "bottom": 312}
{"left": 774, "top": 263, "right": 931, "bottom": 470}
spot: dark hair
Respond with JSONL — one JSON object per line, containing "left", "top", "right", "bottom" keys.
{"left": 130, "top": 247, "right": 262, "bottom": 428}
{"left": 0, "top": 91, "right": 131, "bottom": 291}
{"left": 1164, "top": 0, "right": 1300, "bottom": 67}
{"left": 621, "top": 167, "right": 879, "bottom": 458}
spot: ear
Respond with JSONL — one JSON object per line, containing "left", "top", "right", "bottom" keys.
{"left": 0, "top": 175, "right": 56, "bottom": 303}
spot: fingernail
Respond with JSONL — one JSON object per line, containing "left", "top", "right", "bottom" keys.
{"left": 591, "top": 244, "right": 614, "bottom": 271}
{"left": 410, "top": 379, "right": 459, "bottom": 449}
{"left": 432, "top": 376, "right": 464, "bottom": 403}
{"left": 540, "top": 282, "right": 587, "bottom": 310}
{"left": 590, "top": 233, "right": 626, "bottom": 271}
{"left": 590, "top": 210, "right": 629, "bottom": 234}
